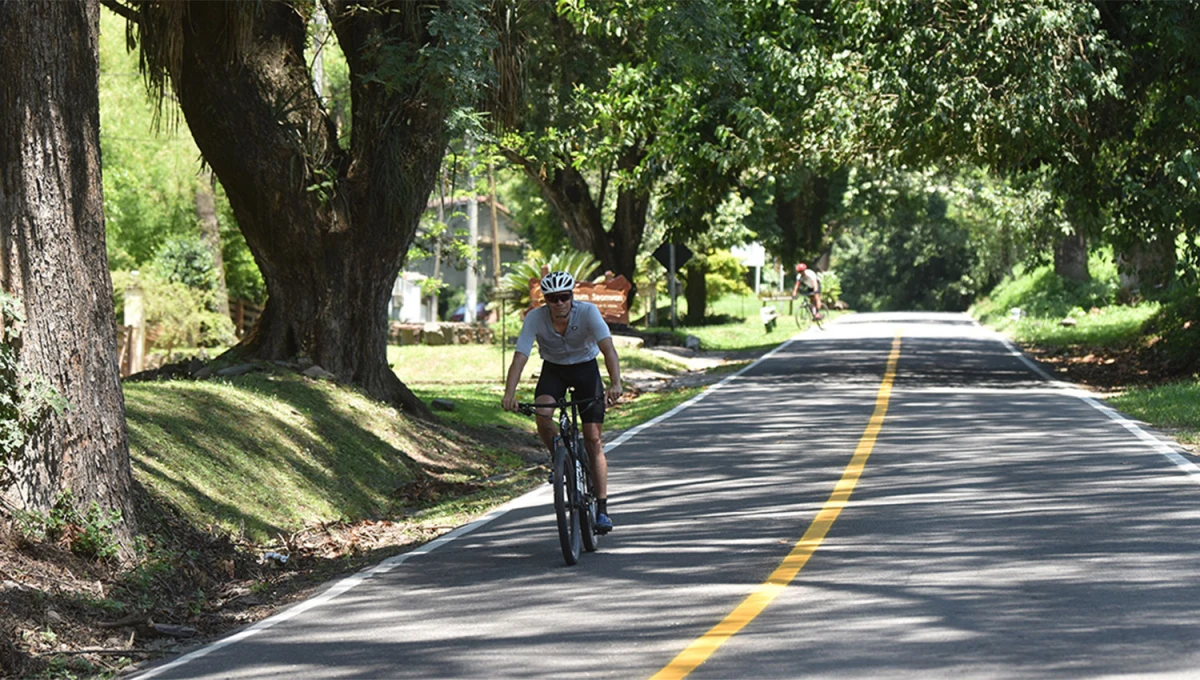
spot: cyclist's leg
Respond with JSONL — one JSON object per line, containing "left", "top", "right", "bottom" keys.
{"left": 574, "top": 360, "right": 612, "bottom": 530}
{"left": 534, "top": 363, "right": 569, "bottom": 455}
{"left": 582, "top": 422, "right": 606, "bottom": 499}
{"left": 573, "top": 361, "right": 607, "bottom": 496}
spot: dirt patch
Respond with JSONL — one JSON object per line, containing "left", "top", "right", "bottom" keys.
{"left": 1020, "top": 342, "right": 1179, "bottom": 396}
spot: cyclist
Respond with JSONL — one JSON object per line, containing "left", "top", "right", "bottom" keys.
{"left": 791, "top": 262, "right": 824, "bottom": 320}
{"left": 501, "top": 271, "right": 623, "bottom": 533}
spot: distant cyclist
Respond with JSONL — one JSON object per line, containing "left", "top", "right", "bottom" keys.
{"left": 791, "top": 262, "right": 824, "bottom": 320}
{"left": 501, "top": 271, "right": 623, "bottom": 533}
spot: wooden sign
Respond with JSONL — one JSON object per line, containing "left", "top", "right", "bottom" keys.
{"left": 528, "top": 272, "right": 631, "bottom": 325}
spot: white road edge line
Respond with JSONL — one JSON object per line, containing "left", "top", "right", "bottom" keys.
{"left": 132, "top": 332, "right": 807, "bottom": 679}
{"left": 994, "top": 331, "right": 1200, "bottom": 485}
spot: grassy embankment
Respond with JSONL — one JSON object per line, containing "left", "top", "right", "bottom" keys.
{"left": 971, "top": 258, "right": 1200, "bottom": 449}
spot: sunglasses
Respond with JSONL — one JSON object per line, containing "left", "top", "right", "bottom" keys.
{"left": 545, "top": 292, "right": 573, "bottom": 304}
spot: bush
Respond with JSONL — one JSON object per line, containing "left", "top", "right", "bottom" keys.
{"left": 112, "top": 270, "right": 235, "bottom": 352}
{"left": 14, "top": 491, "right": 123, "bottom": 561}
{"left": 497, "top": 249, "right": 600, "bottom": 310}
{"left": 1142, "top": 287, "right": 1200, "bottom": 374}
{"left": 974, "top": 254, "right": 1121, "bottom": 325}
{"left": 150, "top": 236, "right": 219, "bottom": 292}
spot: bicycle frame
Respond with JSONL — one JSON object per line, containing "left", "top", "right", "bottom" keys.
{"left": 517, "top": 392, "right": 603, "bottom": 564}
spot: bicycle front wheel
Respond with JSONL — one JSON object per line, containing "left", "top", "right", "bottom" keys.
{"left": 552, "top": 442, "right": 582, "bottom": 565}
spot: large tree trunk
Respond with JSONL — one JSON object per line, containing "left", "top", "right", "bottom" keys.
{"left": 157, "top": 1, "right": 450, "bottom": 419}
{"left": 0, "top": 0, "right": 136, "bottom": 547}
{"left": 1053, "top": 228, "right": 1090, "bottom": 283}
{"left": 1117, "top": 229, "right": 1176, "bottom": 299}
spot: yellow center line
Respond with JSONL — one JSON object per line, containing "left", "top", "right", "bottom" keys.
{"left": 650, "top": 332, "right": 904, "bottom": 680}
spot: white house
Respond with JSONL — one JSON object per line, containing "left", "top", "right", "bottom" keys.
{"left": 388, "top": 272, "right": 428, "bottom": 323}
{"left": 391, "top": 195, "right": 527, "bottom": 323}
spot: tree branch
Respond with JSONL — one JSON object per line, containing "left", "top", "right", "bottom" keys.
{"left": 99, "top": 0, "right": 138, "bottom": 23}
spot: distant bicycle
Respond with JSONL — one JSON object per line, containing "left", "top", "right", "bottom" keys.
{"left": 518, "top": 393, "right": 602, "bottom": 565}
{"left": 793, "top": 291, "right": 824, "bottom": 330}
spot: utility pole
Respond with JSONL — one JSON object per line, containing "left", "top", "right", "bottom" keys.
{"left": 669, "top": 244, "right": 678, "bottom": 330}
{"left": 465, "top": 144, "right": 478, "bottom": 322}
{"left": 488, "top": 165, "right": 501, "bottom": 290}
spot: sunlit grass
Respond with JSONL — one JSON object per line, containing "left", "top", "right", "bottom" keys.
{"left": 635, "top": 294, "right": 824, "bottom": 351}
{"left": 1109, "top": 379, "right": 1200, "bottom": 448}
{"left": 124, "top": 370, "right": 523, "bottom": 543}
{"left": 992, "top": 303, "right": 1159, "bottom": 349}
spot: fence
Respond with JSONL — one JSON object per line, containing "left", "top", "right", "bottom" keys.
{"left": 230, "top": 298, "right": 262, "bottom": 339}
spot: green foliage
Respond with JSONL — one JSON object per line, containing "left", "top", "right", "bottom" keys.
{"left": 677, "top": 249, "right": 750, "bottom": 309}
{"left": 149, "top": 236, "right": 219, "bottom": 292}
{"left": 112, "top": 271, "right": 235, "bottom": 352}
{"left": 817, "top": 270, "right": 842, "bottom": 304}
{"left": 834, "top": 167, "right": 1031, "bottom": 312}
{"left": 98, "top": 10, "right": 205, "bottom": 265}
{"left": 973, "top": 255, "right": 1121, "bottom": 325}
{"left": 1139, "top": 287, "right": 1200, "bottom": 375}
{"left": 968, "top": 251, "right": 1173, "bottom": 351}
{"left": 493, "top": 169, "right": 566, "bottom": 256}
{"left": 703, "top": 250, "right": 752, "bottom": 301}
{"left": 0, "top": 293, "right": 68, "bottom": 492}
{"left": 497, "top": 249, "right": 600, "bottom": 309}
{"left": 13, "top": 491, "right": 123, "bottom": 561}
{"left": 100, "top": 9, "right": 265, "bottom": 306}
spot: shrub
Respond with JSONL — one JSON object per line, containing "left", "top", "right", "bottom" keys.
{"left": 13, "top": 491, "right": 123, "bottom": 561}
{"left": 112, "top": 270, "right": 236, "bottom": 353}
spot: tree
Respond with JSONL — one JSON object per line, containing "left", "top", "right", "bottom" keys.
{"left": 833, "top": 0, "right": 1124, "bottom": 283}
{"left": 1090, "top": 1, "right": 1200, "bottom": 293}
{"left": 0, "top": 0, "right": 136, "bottom": 547}
{"left": 491, "top": 0, "right": 658, "bottom": 302}
{"left": 107, "top": 0, "right": 491, "bottom": 418}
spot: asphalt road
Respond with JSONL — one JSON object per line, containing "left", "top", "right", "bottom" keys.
{"left": 132, "top": 312, "right": 1200, "bottom": 679}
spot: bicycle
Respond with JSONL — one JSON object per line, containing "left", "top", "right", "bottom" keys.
{"left": 517, "top": 392, "right": 603, "bottom": 565}
{"left": 793, "top": 291, "right": 824, "bottom": 330}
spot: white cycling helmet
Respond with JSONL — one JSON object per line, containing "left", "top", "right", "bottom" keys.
{"left": 540, "top": 270, "right": 576, "bottom": 295}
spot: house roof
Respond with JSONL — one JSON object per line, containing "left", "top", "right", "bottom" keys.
{"left": 426, "top": 194, "right": 513, "bottom": 216}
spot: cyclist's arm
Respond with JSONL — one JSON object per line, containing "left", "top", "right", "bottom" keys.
{"left": 502, "top": 351, "right": 530, "bottom": 412}
{"left": 597, "top": 337, "right": 622, "bottom": 404}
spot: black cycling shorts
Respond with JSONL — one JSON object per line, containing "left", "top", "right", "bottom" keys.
{"left": 536, "top": 359, "right": 606, "bottom": 424}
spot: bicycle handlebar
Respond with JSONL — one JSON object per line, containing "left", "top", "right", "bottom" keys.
{"left": 515, "top": 396, "right": 602, "bottom": 416}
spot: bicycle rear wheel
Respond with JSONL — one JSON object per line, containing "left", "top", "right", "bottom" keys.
{"left": 577, "top": 434, "right": 599, "bottom": 553}
{"left": 552, "top": 441, "right": 582, "bottom": 565}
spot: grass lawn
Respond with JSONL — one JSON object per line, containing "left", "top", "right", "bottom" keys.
{"left": 1110, "top": 380, "right": 1200, "bottom": 448}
